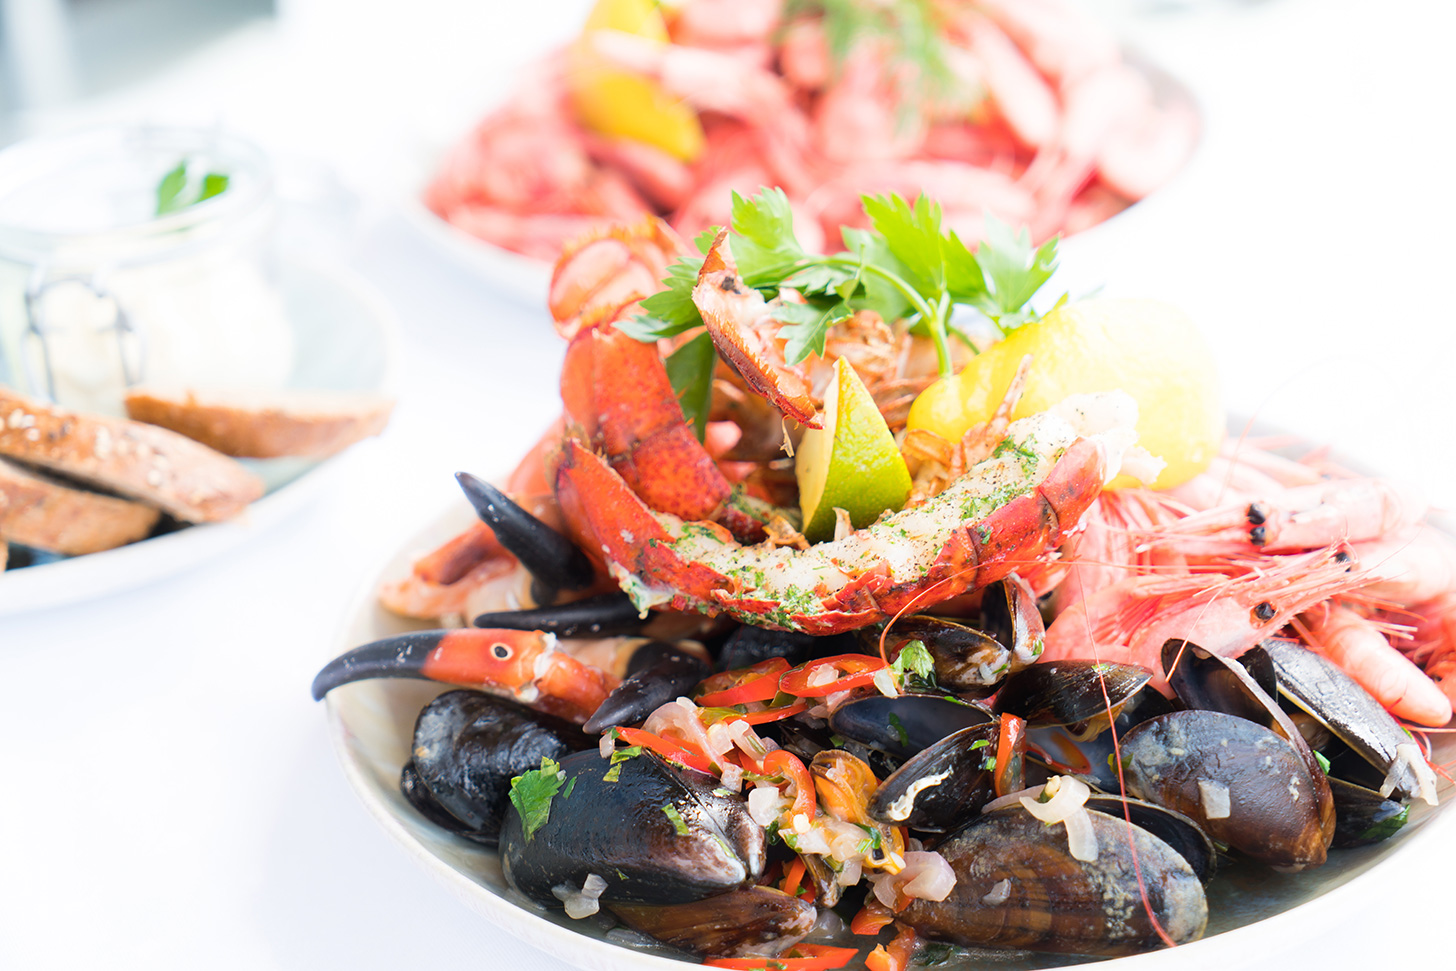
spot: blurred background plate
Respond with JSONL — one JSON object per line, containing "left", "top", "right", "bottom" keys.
{"left": 0, "top": 255, "right": 398, "bottom": 615}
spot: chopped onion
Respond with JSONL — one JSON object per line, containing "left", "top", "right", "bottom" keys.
{"left": 1062, "top": 805, "right": 1099, "bottom": 862}
{"left": 599, "top": 733, "right": 615, "bottom": 759}
{"left": 807, "top": 664, "right": 839, "bottom": 689}
{"left": 553, "top": 873, "right": 608, "bottom": 919}
{"left": 897, "top": 851, "right": 957, "bottom": 902}
{"left": 873, "top": 667, "right": 900, "bottom": 698}
{"left": 981, "top": 878, "right": 1012, "bottom": 905}
{"left": 1382, "top": 743, "right": 1440, "bottom": 807}
{"left": 748, "top": 785, "right": 789, "bottom": 827}
{"left": 793, "top": 827, "right": 834, "bottom": 856}
{"left": 1198, "top": 779, "right": 1231, "bottom": 819}
{"left": 720, "top": 762, "right": 744, "bottom": 793}
{"left": 1019, "top": 776, "right": 1090, "bottom": 824}
{"left": 643, "top": 698, "right": 715, "bottom": 767}
{"left": 836, "top": 858, "right": 864, "bottom": 887}
{"left": 984, "top": 785, "right": 1043, "bottom": 814}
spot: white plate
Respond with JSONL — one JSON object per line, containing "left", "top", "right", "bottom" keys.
{"left": 323, "top": 497, "right": 1455, "bottom": 971}
{"left": 0, "top": 256, "right": 399, "bottom": 615}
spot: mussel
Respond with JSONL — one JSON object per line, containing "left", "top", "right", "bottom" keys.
{"left": 499, "top": 749, "right": 765, "bottom": 907}
{"left": 829, "top": 694, "right": 994, "bottom": 763}
{"left": 878, "top": 577, "right": 1044, "bottom": 694}
{"left": 993, "top": 660, "right": 1152, "bottom": 739}
{"left": 401, "top": 689, "right": 594, "bottom": 846}
{"left": 868, "top": 723, "right": 1000, "bottom": 832}
{"left": 900, "top": 807, "right": 1207, "bottom": 955}
{"left": 608, "top": 886, "right": 817, "bottom": 959}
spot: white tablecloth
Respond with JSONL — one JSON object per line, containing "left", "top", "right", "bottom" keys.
{"left": 3, "top": 0, "right": 1454, "bottom": 968}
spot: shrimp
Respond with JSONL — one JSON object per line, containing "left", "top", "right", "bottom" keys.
{"left": 1159, "top": 477, "right": 1428, "bottom": 554}
{"left": 1356, "top": 524, "right": 1456, "bottom": 606}
{"left": 1407, "top": 592, "right": 1456, "bottom": 707}
{"left": 1042, "top": 544, "right": 1364, "bottom": 693}
{"left": 1298, "top": 603, "right": 1453, "bottom": 727}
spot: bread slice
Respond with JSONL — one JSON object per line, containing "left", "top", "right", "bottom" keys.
{"left": 0, "top": 456, "right": 162, "bottom": 554}
{"left": 123, "top": 386, "right": 395, "bottom": 459}
{"left": 0, "top": 387, "right": 263, "bottom": 523}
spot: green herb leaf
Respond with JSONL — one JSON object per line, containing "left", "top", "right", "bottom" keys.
{"left": 774, "top": 300, "right": 835, "bottom": 365}
{"left": 662, "top": 802, "right": 691, "bottom": 836}
{"left": 603, "top": 744, "right": 644, "bottom": 782}
{"left": 890, "top": 638, "right": 937, "bottom": 691}
{"left": 1313, "top": 751, "right": 1331, "bottom": 774}
{"left": 618, "top": 256, "right": 706, "bottom": 341}
{"left": 664, "top": 331, "right": 717, "bottom": 441}
{"left": 863, "top": 193, "right": 947, "bottom": 296}
{"left": 729, "top": 188, "right": 806, "bottom": 286}
{"left": 508, "top": 756, "right": 570, "bottom": 841}
{"left": 970, "top": 217, "right": 1059, "bottom": 332}
{"left": 888, "top": 712, "right": 909, "bottom": 747}
{"left": 199, "top": 172, "right": 230, "bottom": 203}
{"left": 155, "top": 163, "right": 188, "bottom": 215}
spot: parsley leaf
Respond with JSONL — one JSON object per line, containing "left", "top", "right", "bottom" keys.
{"left": 662, "top": 803, "right": 691, "bottom": 836}
{"left": 730, "top": 188, "right": 807, "bottom": 286}
{"left": 890, "top": 639, "right": 937, "bottom": 690}
{"left": 618, "top": 256, "right": 705, "bottom": 341}
{"left": 508, "top": 756, "right": 572, "bottom": 841}
{"left": 970, "top": 218, "right": 1059, "bottom": 332}
{"left": 155, "top": 160, "right": 230, "bottom": 216}
{"left": 664, "top": 331, "right": 717, "bottom": 442}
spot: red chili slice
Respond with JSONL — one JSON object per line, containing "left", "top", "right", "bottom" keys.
{"left": 739, "top": 698, "right": 809, "bottom": 725}
{"left": 707, "top": 943, "right": 859, "bottom": 970}
{"left": 613, "top": 727, "right": 715, "bottom": 775}
{"left": 779, "top": 654, "right": 887, "bottom": 697}
{"left": 993, "top": 713, "right": 1027, "bottom": 798}
{"left": 760, "top": 749, "right": 816, "bottom": 822}
{"left": 696, "top": 658, "right": 792, "bottom": 707}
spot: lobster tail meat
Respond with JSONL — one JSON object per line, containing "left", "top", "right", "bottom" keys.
{"left": 558, "top": 395, "right": 1139, "bottom": 634}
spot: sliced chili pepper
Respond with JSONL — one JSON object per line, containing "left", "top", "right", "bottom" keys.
{"left": 779, "top": 654, "right": 888, "bottom": 697}
{"left": 696, "top": 658, "right": 792, "bottom": 707}
{"left": 993, "top": 713, "right": 1027, "bottom": 798}
{"left": 850, "top": 898, "right": 896, "bottom": 936}
{"left": 865, "top": 923, "right": 918, "bottom": 971}
{"left": 740, "top": 698, "right": 809, "bottom": 725}
{"left": 780, "top": 856, "right": 807, "bottom": 899}
{"left": 707, "top": 943, "right": 858, "bottom": 970}
{"left": 760, "top": 749, "right": 817, "bottom": 822}
{"left": 613, "top": 727, "right": 715, "bottom": 775}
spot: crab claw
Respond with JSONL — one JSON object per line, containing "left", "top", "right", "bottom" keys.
{"left": 311, "top": 627, "right": 618, "bottom": 722}
{"left": 473, "top": 592, "right": 647, "bottom": 637}
{"left": 582, "top": 641, "right": 712, "bottom": 734}
{"left": 456, "top": 471, "right": 597, "bottom": 605}
{"left": 310, "top": 628, "right": 555, "bottom": 700}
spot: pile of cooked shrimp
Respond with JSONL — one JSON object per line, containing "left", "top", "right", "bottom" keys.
{"left": 424, "top": 0, "right": 1199, "bottom": 261}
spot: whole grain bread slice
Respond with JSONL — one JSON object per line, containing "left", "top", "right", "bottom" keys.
{"left": 0, "top": 387, "right": 263, "bottom": 523}
{"left": 124, "top": 386, "right": 395, "bottom": 459}
{"left": 0, "top": 456, "right": 162, "bottom": 554}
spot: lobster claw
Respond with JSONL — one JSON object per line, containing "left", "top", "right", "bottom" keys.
{"left": 456, "top": 471, "right": 596, "bottom": 605}
{"left": 310, "top": 628, "right": 553, "bottom": 700}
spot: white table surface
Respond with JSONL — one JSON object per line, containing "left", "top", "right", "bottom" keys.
{"left": 2, "top": 0, "right": 1454, "bottom": 968}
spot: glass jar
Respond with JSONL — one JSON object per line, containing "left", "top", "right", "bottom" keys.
{"left": 0, "top": 125, "right": 295, "bottom": 415}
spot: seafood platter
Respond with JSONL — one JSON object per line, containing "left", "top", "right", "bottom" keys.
{"left": 316, "top": 186, "right": 1456, "bottom": 970}
{"left": 417, "top": 0, "right": 1199, "bottom": 295}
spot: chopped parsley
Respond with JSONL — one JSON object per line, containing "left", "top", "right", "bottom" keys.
{"left": 662, "top": 803, "right": 690, "bottom": 836}
{"left": 602, "top": 744, "right": 644, "bottom": 783}
{"left": 888, "top": 712, "right": 909, "bottom": 747}
{"left": 155, "top": 160, "right": 229, "bottom": 216}
{"left": 890, "top": 638, "right": 937, "bottom": 691}
{"left": 508, "top": 756, "right": 574, "bottom": 841}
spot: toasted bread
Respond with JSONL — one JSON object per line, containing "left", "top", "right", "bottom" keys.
{"left": 123, "top": 386, "right": 394, "bottom": 459}
{"left": 0, "top": 387, "right": 263, "bottom": 523}
{"left": 0, "top": 457, "right": 162, "bottom": 554}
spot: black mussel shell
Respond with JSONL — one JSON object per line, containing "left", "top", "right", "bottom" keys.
{"left": 1260, "top": 639, "right": 1430, "bottom": 801}
{"left": 829, "top": 694, "right": 994, "bottom": 762}
{"left": 1024, "top": 688, "right": 1175, "bottom": 794}
{"left": 1328, "top": 777, "right": 1410, "bottom": 848}
{"left": 1082, "top": 795, "right": 1218, "bottom": 883}
{"left": 405, "top": 690, "right": 593, "bottom": 846}
{"left": 869, "top": 723, "right": 999, "bottom": 832}
{"left": 608, "top": 886, "right": 817, "bottom": 959}
{"left": 1121, "top": 710, "right": 1331, "bottom": 868}
{"left": 993, "top": 661, "right": 1152, "bottom": 738}
{"left": 900, "top": 808, "right": 1207, "bottom": 955}
{"left": 718, "top": 625, "right": 856, "bottom": 671}
{"left": 583, "top": 641, "right": 710, "bottom": 734}
{"left": 500, "top": 749, "right": 764, "bottom": 906}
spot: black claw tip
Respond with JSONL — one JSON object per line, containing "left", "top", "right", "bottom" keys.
{"left": 310, "top": 631, "right": 445, "bottom": 700}
{"left": 474, "top": 593, "right": 645, "bottom": 638}
{"left": 582, "top": 643, "right": 711, "bottom": 734}
{"left": 455, "top": 471, "right": 595, "bottom": 600}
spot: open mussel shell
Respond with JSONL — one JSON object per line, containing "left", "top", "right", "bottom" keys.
{"left": 877, "top": 617, "right": 1007, "bottom": 697}
{"left": 608, "top": 886, "right": 816, "bottom": 959}
{"left": 1082, "top": 795, "right": 1218, "bottom": 883}
{"left": 1258, "top": 639, "right": 1427, "bottom": 801}
{"left": 900, "top": 808, "right": 1207, "bottom": 955}
{"left": 829, "top": 694, "right": 994, "bottom": 762}
{"left": 1327, "top": 777, "right": 1410, "bottom": 848}
{"left": 1121, "top": 710, "right": 1332, "bottom": 868}
{"left": 499, "top": 750, "right": 764, "bottom": 907}
{"left": 1025, "top": 686, "right": 1176, "bottom": 793}
{"left": 993, "top": 661, "right": 1153, "bottom": 739}
{"left": 869, "top": 723, "right": 1000, "bottom": 832}
{"left": 403, "top": 690, "right": 594, "bottom": 846}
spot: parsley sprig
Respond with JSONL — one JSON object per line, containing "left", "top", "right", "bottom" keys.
{"left": 622, "top": 188, "right": 1059, "bottom": 422}
{"left": 508, "top": 756, "right": 576, "bottom": 841}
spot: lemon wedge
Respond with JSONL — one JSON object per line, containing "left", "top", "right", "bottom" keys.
{"left": 567, "top": 0, "right": 705, "bottom": 162}
{"left": 907, "top": 298, "right": 1223, "bottom": 490}
{"left": 797, "top": 358, "right": 913, "bottom": 543}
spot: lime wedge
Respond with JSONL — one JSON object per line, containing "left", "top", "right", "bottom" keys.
{"left": 796, "top": 358, "right": 913, "bottom": 543}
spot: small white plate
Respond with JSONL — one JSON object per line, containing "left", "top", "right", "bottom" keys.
{"left": 0, "top": 256, "right": 399, "bottom": 615}
{"left": 323, "top": 498, "right": 1456, "bottom": 971}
